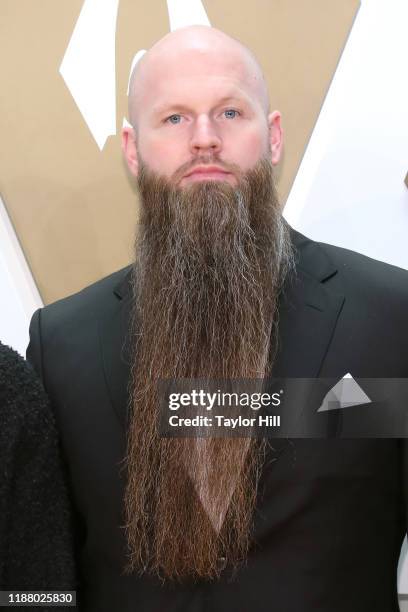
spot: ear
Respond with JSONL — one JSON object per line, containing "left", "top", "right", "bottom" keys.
{"left": 267, "top": 110, "right": 283, "bottom": 165}
{"left": 121, "top": 125, "right": 139, "bottom": 177}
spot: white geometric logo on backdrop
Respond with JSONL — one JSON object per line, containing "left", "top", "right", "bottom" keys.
{"left": 60, "top": 0, "right": 210, "bottom": 150}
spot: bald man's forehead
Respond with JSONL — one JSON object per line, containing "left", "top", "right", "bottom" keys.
{"left": 152, "top": 50, "right": 256, "bottom": 86}
{"left": 147, "top": 25, "right": 250, "bottom": 59}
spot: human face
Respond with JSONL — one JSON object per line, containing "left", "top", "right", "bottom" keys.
{"left": 123, "top": 46, "right": 282, "bottom": 188}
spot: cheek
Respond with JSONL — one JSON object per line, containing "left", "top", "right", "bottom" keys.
{"left": 225, "top": 126, "right": 269, "bottom": 169}
{"left": 138, "top": 133, "right": 185, "bottom": 177}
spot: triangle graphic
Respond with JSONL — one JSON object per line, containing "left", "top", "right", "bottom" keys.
{"left": 317, "top": 373, "right": 372, "bottom": 412}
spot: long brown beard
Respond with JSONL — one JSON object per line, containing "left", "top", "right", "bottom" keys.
{"left": 124, "top": 156, "right": 294, "bottom": 582}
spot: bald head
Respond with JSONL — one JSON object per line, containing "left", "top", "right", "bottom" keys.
{"left": 128, "top": 26, "right": 270, "bottom": 129}
{"left": 122, "top": 25, "right": 283, "bottom": 183}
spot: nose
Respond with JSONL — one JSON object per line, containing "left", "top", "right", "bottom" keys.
{"left": 189, "top": 114, "right": 222, "bottom": 155}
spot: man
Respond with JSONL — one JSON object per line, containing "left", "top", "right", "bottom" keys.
{"left": 27, "top": 25, "right": 408, "bottom": 612}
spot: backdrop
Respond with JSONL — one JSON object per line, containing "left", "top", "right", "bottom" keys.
{"left": 0, "top": 0, "right": 359, "bottom": 303}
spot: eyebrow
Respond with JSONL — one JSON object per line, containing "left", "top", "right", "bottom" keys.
{"left": 151, "top": 95, "right": 249, "bottom": 117}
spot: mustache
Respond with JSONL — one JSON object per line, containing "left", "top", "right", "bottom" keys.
{"left": 170, "top": 154, "right": 244, "bottom": 184}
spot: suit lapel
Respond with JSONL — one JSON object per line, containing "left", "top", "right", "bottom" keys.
{"left": 256, "top": 230, "right": 345, "bottom": 452}
{"left": 272, "top": 228, "right": 345, "bottom": 378}
{"left": 98, "top": 230, "right": 345, "bottom": 432}
{"left": 273, "top": 268, "right": 345, "bottom": 378}
{"left": 98, "top": 267, "right": 133, "bottom": 432}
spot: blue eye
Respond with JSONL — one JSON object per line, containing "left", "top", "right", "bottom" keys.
{"left": 167, "top": 114, "right": 182, "bottom": 124}
{"left": 224, "top": 109, "right": 239, "bottom": 119}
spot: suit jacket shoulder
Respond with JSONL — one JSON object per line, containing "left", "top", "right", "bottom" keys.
{"left": 27, "top": 266, "right": 131, "bottom": 379}
{"left": 315, "top": 237, "right": 408, "bottom": 299}
{"left": 41, "top": 266, "right": 131, "bottom": 327}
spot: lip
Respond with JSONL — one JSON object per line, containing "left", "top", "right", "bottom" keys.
{"left": 184, "top": 165, "right": 231, "bottom": 179}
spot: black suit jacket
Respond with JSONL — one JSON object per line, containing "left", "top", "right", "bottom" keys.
{"left": 27, "top": 229, "right": 408, "bottom": 611}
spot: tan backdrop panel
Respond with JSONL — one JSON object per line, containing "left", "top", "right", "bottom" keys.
{"left": 0, "top": 0, "right": 359, "bottom": 304}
